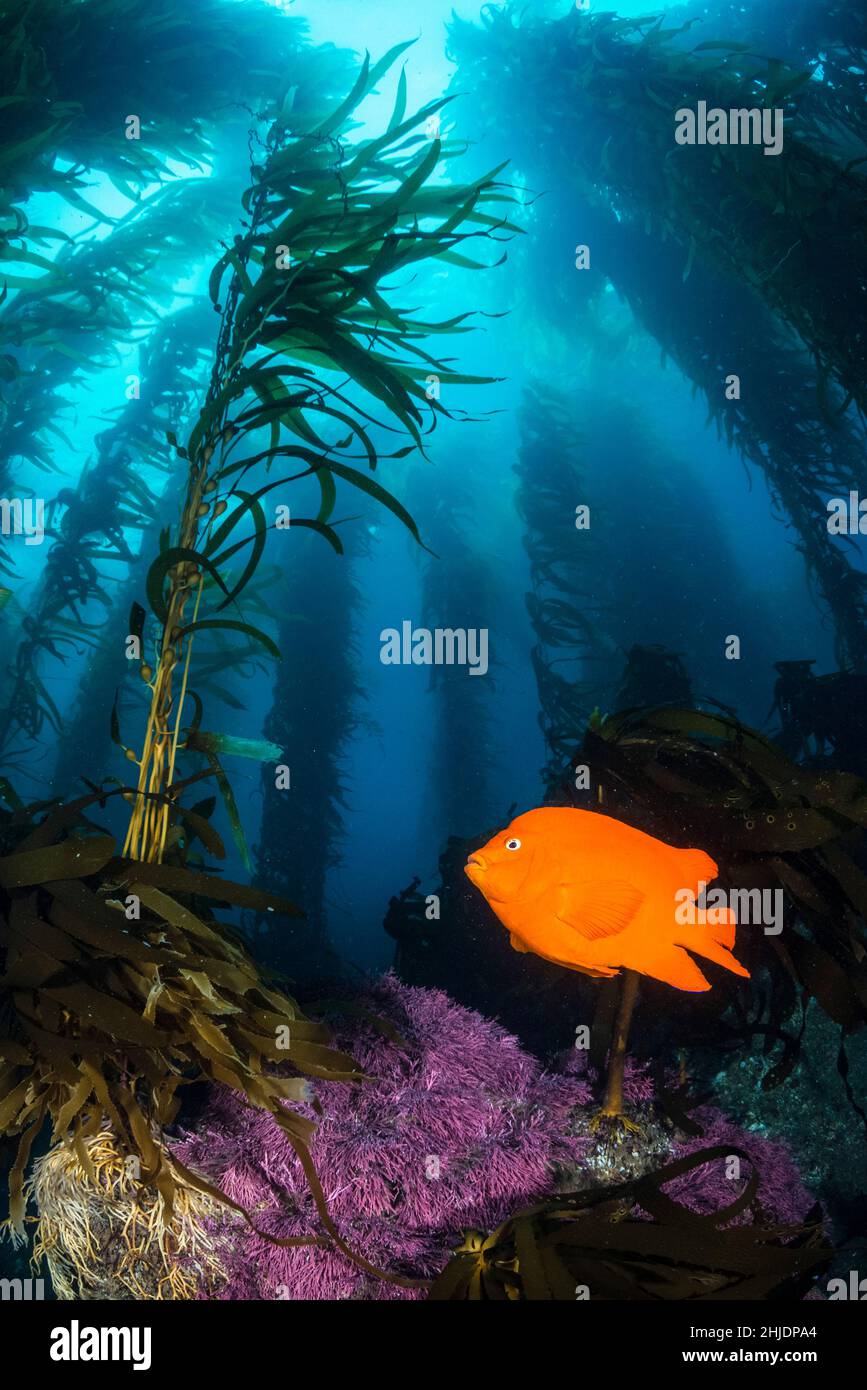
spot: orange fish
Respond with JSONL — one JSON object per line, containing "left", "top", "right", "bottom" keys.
{"left": 464, "top": 807, "right": 749, "bottom": 992}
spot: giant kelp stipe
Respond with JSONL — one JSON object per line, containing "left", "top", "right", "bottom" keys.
{"left": 0, "top": 0, "right": 864, "bottom": 1340}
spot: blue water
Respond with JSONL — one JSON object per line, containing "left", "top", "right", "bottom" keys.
{"left": 3, "top": 0, "right": 853, "bottom": 978}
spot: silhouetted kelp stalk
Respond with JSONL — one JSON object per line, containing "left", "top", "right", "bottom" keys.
{"left": 515, "top": 384, "right": 611, "bottom": 791}
{"left": 0, "top": 301, "right": 215, "bottom": 776}
{"left": 254, "top": 526, "right": 368, "bottom": 981}
{"left": 449, "top": 4, "right": 867, "bottom": 669}
{"left": 412, "top": 470, "right": 500, "bottom": 841}
{"left": 450, "top": 6, "right": 867, "bottom": 414}
{"left": 573, "top": 201, "right": 867, "bottom": 672}
{"left": 512, "top": 324, "right": 746, "bottom": 730}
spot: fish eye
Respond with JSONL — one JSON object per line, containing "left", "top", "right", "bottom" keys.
{"left": 505, "top": 837, "right": 521, "bottom": 851}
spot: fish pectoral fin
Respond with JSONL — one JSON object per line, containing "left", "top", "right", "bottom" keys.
{"left": 509, "top": 933, "right": 529, "bottom": 953}
{"left": 555, "top": 880, "right": 645, "bottom": 942}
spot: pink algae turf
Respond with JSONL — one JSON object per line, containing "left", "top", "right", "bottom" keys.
{"left": 173, "top": 974, "right": 814, "bottom": 1300}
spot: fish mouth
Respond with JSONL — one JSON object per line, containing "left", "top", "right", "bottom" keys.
{"left": 465, "top": 853, "right": 486, "bottom": 882}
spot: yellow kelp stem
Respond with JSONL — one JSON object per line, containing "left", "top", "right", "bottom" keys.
{"left": 122, "top": 436, "right": 220, "bottom": 863}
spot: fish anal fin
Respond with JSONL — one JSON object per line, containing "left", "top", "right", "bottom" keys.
{"left": 556, "top": 880, "right": 644, "bottom": 942}
{"left": 677, "top": 917, "right": 750, "bottom": 979}
{"left": 509, "top": 933, "right": 529, "bottom": 953}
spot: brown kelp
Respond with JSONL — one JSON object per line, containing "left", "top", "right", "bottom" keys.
{"left": 1, "top": 44, "right": 512, "bottom": 1279}
{"left": 430, "top": 1147, "right": 830, "bottom": 1300}
{"left": 120, "top": 43, "right": 514, "bottom": 867}
{"left": 0, "top": 783, "right": 365, "bottom": 1250}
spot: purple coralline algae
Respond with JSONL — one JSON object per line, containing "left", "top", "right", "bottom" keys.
{"left": 173, "top": 974, "right": 814, "bottom": 1300}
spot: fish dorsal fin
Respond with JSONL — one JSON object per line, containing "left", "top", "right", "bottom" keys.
{"left": 555, "top": 880, "right": 644, "bottom": 941}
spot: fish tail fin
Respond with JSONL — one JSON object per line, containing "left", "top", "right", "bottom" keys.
{"left": 671, "top": 847, "right": 747, "bottom": 973}
{"left": 679, "top": 911, "right": 750, "bottom": 979}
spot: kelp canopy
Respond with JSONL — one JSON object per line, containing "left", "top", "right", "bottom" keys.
{"left": 0, "top": 0, "right": 354, "bottom": 759}
{"left": 451, "top": 5, "right": 867, "bottom": 410}
{"left": 449, "top": 4, "right": 867, "bottom": 670}
{"left": 0, "top": 0, "right": 352, "bottom": 243}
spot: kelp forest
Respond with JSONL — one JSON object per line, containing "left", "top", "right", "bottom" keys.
{"left": 0, "top": 0, "right": 865, "bottom": 1339}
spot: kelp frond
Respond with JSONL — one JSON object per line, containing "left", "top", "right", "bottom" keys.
{"left": 0, "top": 787, "right": 361, "bottom": 1249}
{"left": 121, "top": 46, "right": 514, "bottom": 865}
{"left": 430, "top": 1146, "right": 830, "bottom": 1300}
